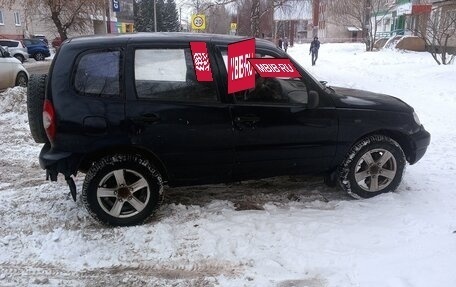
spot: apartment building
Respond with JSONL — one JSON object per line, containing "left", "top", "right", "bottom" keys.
{"left": 0, "top": 3, "right": 26, "bottom": 40}
{"left": 0, "top": 0, "right": 134, "bottom": 41}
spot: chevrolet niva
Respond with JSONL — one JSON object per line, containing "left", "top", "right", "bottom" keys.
{"left": 26, "top": 33, "right": 430, "bottom": 226}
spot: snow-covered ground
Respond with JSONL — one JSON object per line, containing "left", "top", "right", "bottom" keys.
{"left": 1, "top": 43, "right": 455, "bottom": 286}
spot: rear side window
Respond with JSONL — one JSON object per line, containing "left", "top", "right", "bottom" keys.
{"left": 23, "top": 39, "right": 43, "bottom": 46}
{"left": 0, "top": 41, "right": 18, "bottom": 47}
{"left": 74, "top": 51, "right": 120, "bottom": 97}
{"left": 134, "top": 48, "right": 217, "bottom": 102}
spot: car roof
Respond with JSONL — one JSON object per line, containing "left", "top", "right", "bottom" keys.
{"left": 0, "top": 39, "right": 20, "bottom": 42}
{"left": 67, "top": 32, "right": 276, "bottom": 48}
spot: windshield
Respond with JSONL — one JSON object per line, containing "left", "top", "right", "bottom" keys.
{"left": 286, "top": 53, "right": 326, "bottom": 90}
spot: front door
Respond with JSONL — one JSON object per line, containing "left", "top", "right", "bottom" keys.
{"left": 216, "top": 47, "right": 338, "bottom": 180}
{"left": 124, "top": 43, "right": 234, "bottom": 185}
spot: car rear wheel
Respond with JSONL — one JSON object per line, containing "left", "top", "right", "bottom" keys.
{"left": 14, "top": 54, "right": 25, "bottom": 63}
{"left": 15, "top": 71, "right": 28, "bottom": 87}
{"left": 82, "top": 154, "right": 164, "bottom": 226}
{"left": 27, "top": 74, "right": 48, "bottom": 143}
{"left": 338, "top": 135, "right": 406, "bottom": 199}
{"left": 34, "top": 52, "right": 45, "bottom": 61}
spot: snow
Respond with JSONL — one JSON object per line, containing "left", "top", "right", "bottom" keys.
{"left": 1, "top": 43, "right": 456, "bottom": 286}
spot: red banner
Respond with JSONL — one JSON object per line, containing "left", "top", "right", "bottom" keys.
{"left": 227, "top": 38, "right": 255, "bottom": 94}
{"left": 412, "top": 4, "right": 431, "bottom": 15}
{"left": 190, "top": 42, "right": 213, "bottom": 82}
{"left": 248, "top": 58, "right": 301, "bottom": 78}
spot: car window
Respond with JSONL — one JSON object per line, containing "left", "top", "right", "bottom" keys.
{"left": 0, "top": 41, "right": 17, "bottom": 48}
{"left": 220, "top": 50, "right": 308, "bottom": 105}
{"left": 134, "top": 48, "right": 218, "bottom": 102}
{"left": 74, "top": 51, "right": 120, "bottom": 98}
{"left": 23, "top": 39, "right": 42, "bottom": 46}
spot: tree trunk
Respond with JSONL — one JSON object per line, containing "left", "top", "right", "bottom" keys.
{"left": 51, "top": 11, "right": 68, "bottom": 41}
{"left": 250, "top": 0, "right": 261, "bottom": 37}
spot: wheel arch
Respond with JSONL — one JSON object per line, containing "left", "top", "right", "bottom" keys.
{"left": 16, "top": 70, "right": 28, "bottom": 81}
{"left": 79, "top": 145, "right": 169, "bottom": 182}
{"left": 13, "top": 53, "right": 24, "bottom": 61}
{"left": 328, "top": 129, "right": 412, "bottom": 185}
{"left": 351, "top": 129, "right": 413, "bottom": 163}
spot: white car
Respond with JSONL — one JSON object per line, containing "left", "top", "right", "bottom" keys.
{"left": 0, "top": 39, "right": 29, "bottom": 63}
{"left": 0, "top": 46, "right": 29, "bottom": 92}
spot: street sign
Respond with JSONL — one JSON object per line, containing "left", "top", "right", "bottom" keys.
{"left": 230, "top": 23, "right": 237, "bottom": 30}
{"left": 112, "top": 0, "right": 120, "bottom": 12}
{"left": 191, "top": 15, "right": 206, "bottom": 30}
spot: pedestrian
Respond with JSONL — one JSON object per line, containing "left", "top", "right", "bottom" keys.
{"left": 278, "top": 38, "right": 283, "bottom": 50}
{"left": 309, "top": 36, "right": 320, "bottom": 66}
{"left": 283, "top": 37, "right": 289, "bottom": 52}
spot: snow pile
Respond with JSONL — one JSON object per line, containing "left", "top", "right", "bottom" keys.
{"left": 1, "top": 43, "right": 456, "bottom": 286}
{"left": 0, "top": 87, "right": 27, "bottom": 113}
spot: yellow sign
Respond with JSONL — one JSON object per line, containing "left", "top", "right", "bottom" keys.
{"left": 230, "top": 23, "right": 237, "bottom": 30}
{"left": 191, "top": 14, "right": 206, "bottom": 30}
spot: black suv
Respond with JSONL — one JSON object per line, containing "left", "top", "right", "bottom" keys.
{"left": 27, "top": 33, "right": 430, "bottom": 226}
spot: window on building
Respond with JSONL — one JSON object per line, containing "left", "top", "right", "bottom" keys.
{"left": 384, "top": 18, "right": 391, "bottom": 31}
{"left": 0, "top": 10, "right": 4, "bottom": 25}
{"left": 14, "top": 11, "right": 21, "bottom": 26}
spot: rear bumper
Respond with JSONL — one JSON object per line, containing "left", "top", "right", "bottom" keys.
{"left": 408, "top": 126, "right": 431, "bottom": 165}
{"left": 39, "top": 143, "right": 81, "bottom": 180}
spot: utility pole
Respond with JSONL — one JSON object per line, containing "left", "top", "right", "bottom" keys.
{"left": 154, "top": 0, "right": 157, "bottom": 32}
{"left": 312, "top": 0, "right": 319, "bottom": 38}
{"left": 106, "top": 0, "right": 111, "bottom": 33}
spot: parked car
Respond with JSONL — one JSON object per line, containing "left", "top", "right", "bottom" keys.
{"left": 31, "top": 34, "right": 49, "bottom": 45}
{"left": 0, "top": 39, "right": 29, "bottom": 63}
{"left": 23, "top": 38, "right": 51, "bottom": 61}
{"left": 51, "top": 37, "right": 62, "bottom": 49}
{"left": 0, "top": 46, "right": 29, "bottom": 91}
{"left": 27, "top": 33, "right": 430, "bottom": 226}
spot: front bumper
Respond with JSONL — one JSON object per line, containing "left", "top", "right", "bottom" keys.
{"left": 39, "top": 143, "right": 81, "bottom": 181}
{"left": 408, "top": 126, "right": 431, "bottom": 165}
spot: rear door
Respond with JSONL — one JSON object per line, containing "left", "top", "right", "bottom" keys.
{"left": 124, "top": 42, "right": 234, "bottom": 185}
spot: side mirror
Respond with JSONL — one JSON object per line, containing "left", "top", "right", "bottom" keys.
{"left": 308, "top": 90, "right": 319, "bottom": 109}
{"left": 3, "top": 51, "right": 11, "bottom": 58}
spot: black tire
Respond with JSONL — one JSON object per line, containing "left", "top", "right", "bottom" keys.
{"left": 338, "top": 135, "right": 406, "bottom": 199}
{"left": 82, "top": 154, "right": 164, "bottom": 226}
{"left": 27, "top": 74, "right": 48, "bottom": 143}
{"left": 15, "top": 71, "right": 28, "bottom": 87}
{"left": 34, "top": 52, "right": 45, "bottom": 61}
{"left": 14, "top": 54, "right": 25, "bottom": 63}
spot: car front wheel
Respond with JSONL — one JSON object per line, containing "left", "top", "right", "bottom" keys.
{"left": 82, "top": 154, "right": 163, "bottom": 226}
{"left": 338, "top": 135, "right": 406, "bottom": 199}
{"left": 15, "top": 71, "right": 28, "bottom": 87}
{"left": 14, "top": 54, "right": 25, "bottom": 63}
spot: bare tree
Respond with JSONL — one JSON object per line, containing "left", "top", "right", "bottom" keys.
{"left": 183, "top": 0, "right": 307, "bottom": 37}
{"left": 415, "top": 7, "right": 456, "bottom": 65}
{"left": 327, "top": 0, "right": 394, "bottom": 51}
{"left": 206, "top": 4, "right": 233, "bottom": 33}
{"left": 0, "top": 0, "right": 105, "bottom": 41}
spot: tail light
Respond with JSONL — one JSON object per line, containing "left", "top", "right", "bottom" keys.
{"left": 43, "top": 100, "right": 56, "bottom": 142}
